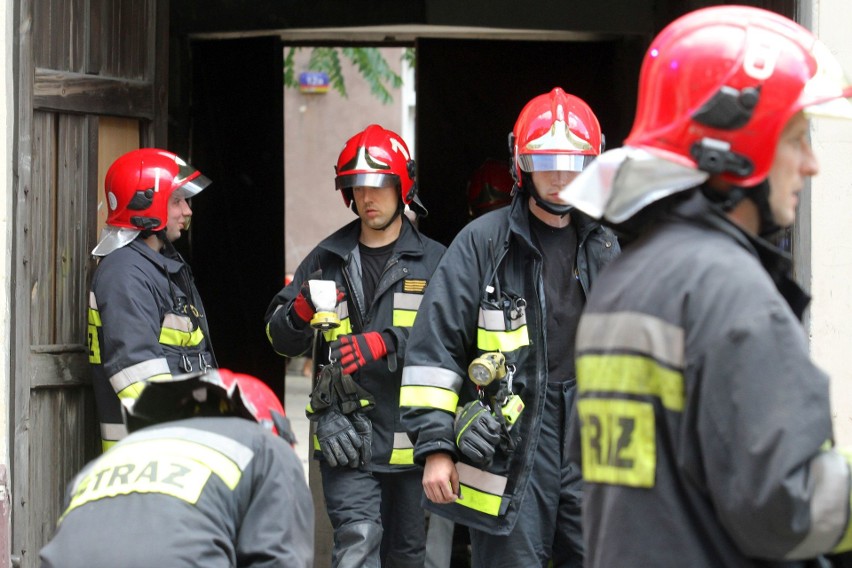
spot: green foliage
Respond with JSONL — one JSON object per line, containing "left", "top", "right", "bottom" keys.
{"left": 283, "top": 47, "right": 411, "bottom": 105}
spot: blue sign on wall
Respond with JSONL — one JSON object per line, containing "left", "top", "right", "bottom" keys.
{"left": 299, "top": 71, "right": 330, "bottom": 93}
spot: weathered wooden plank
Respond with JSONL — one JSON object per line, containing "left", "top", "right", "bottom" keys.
{"left": 55, "top": 115, "right": 88, "bottom": 345}
{"left": 32, "top": 0, "right": 86, "bottom": 72}
{"left": 29, "top": 350, "right": 90, "bottom": 389}
{"left": 29, "top": 387, "right": 97, "bottom": 556}
{"left": 86, "top": 0, "right": 102, "bottom": 74}
{"left": 29, "top": 112, "right": 56, "bottom": 346}
{"left": 102, "top": 0, "right": 151, "bottom": 79}
{"left": 33, "top": 69, "right": 155, "bottom": 119}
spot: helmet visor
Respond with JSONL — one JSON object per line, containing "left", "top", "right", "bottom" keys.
{"left": 800, "top": 39, "right": 852, "bottom": 120}
{"left": 518, "top": 153, "right": 595, "bottom": 173}
{"left": 335, "top": 172, "right": 400, "bottom": 190}
{"left": 174, "top": 173, "right": 212, "bottom": 199}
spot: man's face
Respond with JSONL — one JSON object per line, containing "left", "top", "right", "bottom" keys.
{"left": 166, "top": 192, "right": 193, "bottom": 242}
{"left": 530, "top": 170, "right": 581, "bottom": 206}
{"left": 352, "top": 184, "right": 399, "bottom": 230}
{"left": 767, "top": 111, "right": 819, "bottom": 228}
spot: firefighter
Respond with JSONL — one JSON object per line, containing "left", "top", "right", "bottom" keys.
{"left": 557, "top": 6, "right": 852, "bottom": 566}
{"left": 400, "top": 88, "right": 620, "bottom": 568}
{"left": 424, "top": 157, "right": 515, "bottom": 568}
{"left": 39, "top": 368, "right": 313, "bottom": 568}
{"left": 87, "top": 148, "right": 217, "bottom": 451}
{"left": 264, "top": 124, "right": 445, "bottom": 568}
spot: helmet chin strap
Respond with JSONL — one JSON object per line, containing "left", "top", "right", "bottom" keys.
{"left": 351, "top": 200, "right": 404, "bottom": 231}
{"left": 522, "top": 172, "right": 574, "bottom": 216}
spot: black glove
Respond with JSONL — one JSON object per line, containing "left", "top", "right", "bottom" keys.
{"left": 312, "top": 407, "right": 361, "bottom": 468}
{"left": 349, "top": 412, "right": 372, "bottom": 467}
{"left": 455, "top": 401, "right": 501, "bottom": 467}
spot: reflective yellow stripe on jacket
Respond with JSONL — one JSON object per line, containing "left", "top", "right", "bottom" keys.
{"left": 400, "top": 366, "right": 464, "bottom": 414}
{"left": 87, "top": 292, "right": 102, "bottom": 364}
{"left": 323, "top": 301, "right": 353, "bottom": 343}
{"left": 575, "top": 311, "right": 685, "bottom": 489}
{"left": 455, "top": 462, "right": 509, "bottom": 517}
{"left": 160, "top": 313, "right": 205, "bottom": 348}
{"left": 476, "top": 307, "right": 529, "bottom": 353}
{"left": 62, "top": 426, "right": 254, "bottom": 521}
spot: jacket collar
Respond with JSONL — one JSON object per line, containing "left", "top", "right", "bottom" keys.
{"left": 128, "top": 238, "right": 186, "bottom": 275}
{"left": 673, "top": 191, "right": 810, "bottom": 319}
{"left": 507, "top": 194, "right": 602, "bottom": 249}
{"left": 318, "top": 215, "right": 426, "bottom": 260}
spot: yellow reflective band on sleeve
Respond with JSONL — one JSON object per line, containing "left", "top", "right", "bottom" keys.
{"left": 323, "top": 317, "right": 352, "bottom": 343}
{"left": 160, "top": 326, "right": 205, "bottom": 348}
{"left": 393, "top": 309, "right": 417, "bottom": 327}
{"left": 117, "top": 381, "right": 148, "bottom": 401}
{"left": 456, "top": 483, "right": 504, "bottom": 517}
{"left": 577, "top": 354, "right": 685, "bottom": 412}
{"left": 476, "top": 326, "right": 529, "bottom": 353}
{"left": 62, "top": 438, "right": 245, "bottom": 520}
{"left": 390, "top": 449, "right": 414, "bottom": 465}
{"left": 399, "top": 385, "right": 459, "bottom": 413}
{"left": 87, "top": 306, "right": 102, "bottom": 327}
{"left": 101, "top": 440, "right": 117, "bottom": 452}
{"left": 578, "top": 398, "right": 655, "bottom": 488}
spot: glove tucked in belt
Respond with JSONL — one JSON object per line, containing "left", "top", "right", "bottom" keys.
{"left": 312, "top": 407, "right": 362, "bottom": 468}
{"left": 307, "top": 363, "right": 374, "bottom": 468}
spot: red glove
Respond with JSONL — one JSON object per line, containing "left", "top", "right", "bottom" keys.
{"left": 292, "top": 281, "right": 345, "bottom": 325}
{"left": 330, "top": 332, "right": 395, "bottom": 375}
{"left": 292, "top": 280, "right": 317, "bottom": 323}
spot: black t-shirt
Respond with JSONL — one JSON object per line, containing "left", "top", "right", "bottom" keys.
{"left": 529, "top": 212, "right": 584, "bottom": 383}
{"left": 359, "top": 241, "right": 395, "bottom": 309}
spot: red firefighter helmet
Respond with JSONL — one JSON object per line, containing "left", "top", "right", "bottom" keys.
{"left": 124, "top": 368, "right": 293, "bottom": 443}
{"left": 334, "top": 124, "right": 418, "bottom": 208}
{"left": 625, "top": 5, "right": 852, "bottom": 188}
{"left": 511, "top": 88, "right": 603, "bottom": 189}
{"left": 104, "top": 148, "right": 211, "bottom": 232}
{"left": 467, "top": 159, "right": 515, "bottom": 218}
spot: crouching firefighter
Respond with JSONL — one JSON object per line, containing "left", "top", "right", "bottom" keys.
{"left": 39, "top": 368, "right": 314, "bottom": 568}
{"left": 400, "top": 88, "right": 620, "bottom": 568}
{"left": 264, "top": 125, "right": 446, "bottom": 568}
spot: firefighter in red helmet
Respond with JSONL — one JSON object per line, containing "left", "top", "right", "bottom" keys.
{"left": 88, "top": 148, "right": 217, "bottom": 452}
{"left": 557, "top": 6, "right": 852, "bottom": 566}
{"left": 265, "top": 125, "right": 445, "bottom": 568}
{"left": 400, "top": 88, "right": 620, "bottom": 568}
{"left": 40, "top": 369, "right": 313, "bottom": 568}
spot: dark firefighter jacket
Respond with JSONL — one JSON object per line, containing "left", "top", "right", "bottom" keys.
{"left": 569, "top": 191, "right": 852, "bottom": 567}
{"left": 400, "top": 196, "right": 620, "bottom": 534}
{"left": 39, "top": 416, "right": 314, "bottom": 568}
{"left": 88, "top": 239, "right": 216, "bottom": 442}
{"left": 265, "top": 216, "right": 446, "bottom": 472}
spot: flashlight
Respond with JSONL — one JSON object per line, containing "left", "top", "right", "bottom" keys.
{"left": 307, "top": 279, "right": 341, "bottom": 330}
{"left": 467, "top": 352, "right": 507, "bottom": 387}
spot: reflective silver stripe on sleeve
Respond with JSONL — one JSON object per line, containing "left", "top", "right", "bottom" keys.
{"left": 89, "top": 291, "right": 98, "bottom": 309}
{"left": 479, "top": 308, "right": 527, "bottom": 331}
{"left": 401, "top": 365, "right": 464, "bottom": 391}
{"left": 127, "top": 426, "right": 255, "bottom": 470}
{"left": 393, "top": 432, "right": 414, "bottom": 449}
{"left": 577, "top": 311, "right": 685, "bottom": 368}
{"left": 456, "top": 462, "right": 508, "bottom": 495}
{"left": 394, "top": 292, "right": 423, "bottom": 311}
{"left": 162, "top": 313, "right": 194, "bottom": 332}
{"left": 786, "top": 451, "right": 851, "bottom": 559}
{"left": 109, "top": 358, "right": 171, "bottom": 393}
{"left": 100, "top": 421, "right": 128, "bottom": 442}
